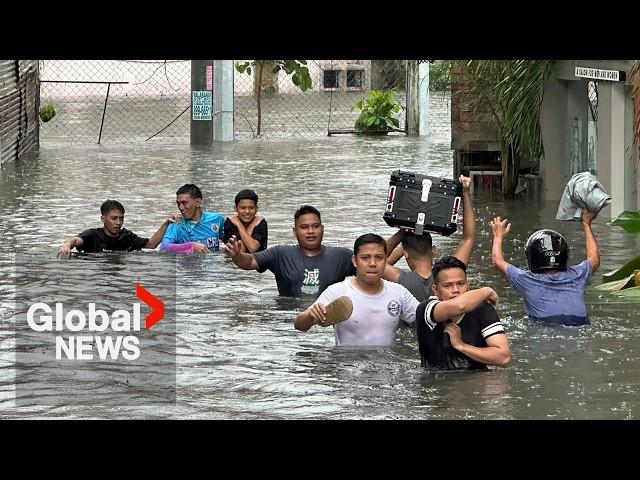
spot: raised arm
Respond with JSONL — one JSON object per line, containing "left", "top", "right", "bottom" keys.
{"left": 453, "top": 175, "right": 475, "bottom": 265}
{"left": 146, "top": 214, "right": 178, "bottom": 249}
{"left": 58, "top": 236, "right": 84, "bottom": 259}
{"left": 224, "top": 235, "right": 259, "bottom": 270}
{"left": 385, "top": 229, "right": 406, "bottom": 258}
{"left": 490, "top": 216, "right": 511, "bottom": 276}
{"left": 582, "top": 210, "right": 600, "bottom": 272}
{"left": 386, "top": 245, "right": 405, "bottom": 266}
{"left": 430, "top": 287, "right": 499, "bottom": 322}
{"left": 382, "top": 262, "right": 403, "bottom": 283}
{"left": 381, "top": 230, "right": 407, "bottom": 282}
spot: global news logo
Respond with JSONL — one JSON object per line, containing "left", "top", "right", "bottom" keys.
{"left": 26, "top": 284, "right": 164, "bottom": 361}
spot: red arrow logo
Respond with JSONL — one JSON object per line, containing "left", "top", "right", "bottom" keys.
{"left": 136, "top": 284, "right": 164, "bottom": 329}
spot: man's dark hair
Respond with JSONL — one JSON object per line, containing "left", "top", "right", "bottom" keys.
{"left": 432, "top": 255, "right": 467, "bottom": 283}
{"left": 354, "top": 233, "right": 388, "bottom": 256}
{"left": 235, "top": 189, "right": 258, "bottom": 206}
{"left": 294, "top": 205, "right": 321, "bottom": 225}
{"left": 101, "top": 200, "right": 125, "bottom": 215}
{"left": 176, "top": 184, "right": 203, "bottom": 199}
{"left": 401, "top": 232, "right": 433, "bottom": 257}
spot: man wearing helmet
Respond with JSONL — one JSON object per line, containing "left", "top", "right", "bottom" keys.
{"left": 490, "top": 210, "right": 600, "bottom": 326}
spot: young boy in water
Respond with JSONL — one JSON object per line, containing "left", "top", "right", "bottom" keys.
{"left": 220, "top": 189, "right": 268, "bottom": 253}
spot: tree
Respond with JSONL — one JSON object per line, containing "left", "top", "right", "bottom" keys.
{"left": 429, "top": 60, "right": 451, "bottom": 91}
{"left": 462, "top": 60, "right": 556, "bottom": 196}
{"left": 235, "top": 60, "right": 312, "bottom": 137}
{"left": 629, "top": 62, "right": 640, "bottom": 186}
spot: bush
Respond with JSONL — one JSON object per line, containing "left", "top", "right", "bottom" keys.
{"left": 39, "top": 103, "right": 57, "bottom": 122}
{"left": 352, "top": 90, "right": 403, "bottom": 131}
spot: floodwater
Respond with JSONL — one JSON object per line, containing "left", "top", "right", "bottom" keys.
{"left": 1, "top": 98, "right": 640, "bottom": 419}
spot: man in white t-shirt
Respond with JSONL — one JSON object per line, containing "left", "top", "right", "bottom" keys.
{"left": 295, "top": 233, "right": 420, "bottom": 346}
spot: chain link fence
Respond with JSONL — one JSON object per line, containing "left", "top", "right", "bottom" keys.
{"left": 39, "top": 60, "right": 191, "bottom": 144}
{"left": 233, "top": 60, "right": 407, "bottom": 138}
{"left": 39, "top": 60, "right": 443, "bottom": 143}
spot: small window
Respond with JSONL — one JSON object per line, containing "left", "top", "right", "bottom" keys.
{"left": 323, "top": 70, "right": 340, "bottom": 89}
{"left": 347, "top": 69, "right": 363, "bottom": 88}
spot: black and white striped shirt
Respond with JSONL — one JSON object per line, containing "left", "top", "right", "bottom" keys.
{"left": 416, "top": 296, "right": 506, "bottom": 370}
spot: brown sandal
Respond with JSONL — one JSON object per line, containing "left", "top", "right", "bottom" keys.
{"left": 323, "top": 296, "right": 353, "bottom": 326}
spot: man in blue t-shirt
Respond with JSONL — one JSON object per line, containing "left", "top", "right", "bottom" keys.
{"left": 160, "top": 184, "right": 225, "bottom": 254}
{"left": 491, "top": 210, "right": 600, "bottom": 326}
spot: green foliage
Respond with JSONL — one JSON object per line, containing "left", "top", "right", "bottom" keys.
{"left": 429, "top": 61, "right": 451, "bottom": 91}
{"left": 603, "top": 212, "right": 640, "bottom": 290}
{"left": 603, "top": 254, "right": 640, "bottom": 283}
{"left": 595, "top": 273, "right": 637, "bottom": 292}
{"left": 610, "top": 286, "right": 640, "bottom": 300}
{"left": 235, "top": 60, "right": 312, "bottom": 92}
{"left": 352, "top": 90, "right": 403, "bottom": 131}
{"left": 463, "top": 60, "right": 557, "bottom": 195}
{"left": 39, "top": 103, "right": 56, "bottom": 122}
{"left": 609, "top": 211, "right": 640, "bottom": 234}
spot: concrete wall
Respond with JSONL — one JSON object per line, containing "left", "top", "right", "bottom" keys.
{"left": 540, "top": 60, "right": 638, "bottom": 217}
{"left": 450, "top": 61, "right": 500, "bottom": 153}
{"left": 539, "top": 77, "right": 570, "bottom": 200}
{"left": 539, "top": 76, "right": 591, "bottom": 201}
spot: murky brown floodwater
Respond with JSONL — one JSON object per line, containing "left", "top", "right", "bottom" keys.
{"left": 1, "top": 95, "right": 640, "bottom": 419}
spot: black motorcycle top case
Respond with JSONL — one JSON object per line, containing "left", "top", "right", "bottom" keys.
{"left": 383, "top": 170, "right": 462, "bottom": 236}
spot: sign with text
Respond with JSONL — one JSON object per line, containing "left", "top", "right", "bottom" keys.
{"left": 192, "top": 90, "right": 212, "bottom": 120}
{"left": 206, "top": 65, "right": 213, "bottom": 91}
{"left": 575, "top": 66, "right": 626, "bottom": 82}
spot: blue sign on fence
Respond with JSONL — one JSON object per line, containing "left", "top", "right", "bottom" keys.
{"left": 192, "top": 91, "right": 212, "bottom": 121}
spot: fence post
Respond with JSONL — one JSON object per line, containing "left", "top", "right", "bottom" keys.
{"left": 190, "top": 60, "right": 213, "bottom": 145}
{"left": 406, "top": 60, "right": 420, "bottom": 136}
{"left": 98, "top": 82, "right": 111, "bottom": 144}
{"left": 213, "top": 60, "right": 234, "bottom": 141}
{"left": 419, "top": 61, "right": 430, "bottom": 136}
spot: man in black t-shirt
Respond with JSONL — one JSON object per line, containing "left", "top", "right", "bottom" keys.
{"left": 415, "top": 256, "right": 511, "bottom": 370}
{"left": 220, "top": 189, "right": 268, "bottom": 253}
{"left": 58, "top": 199, "right": 175, "bottom": 258}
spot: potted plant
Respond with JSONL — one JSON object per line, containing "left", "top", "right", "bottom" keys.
{"left": 352, "top": 90, "right": 403, "bottom": 135}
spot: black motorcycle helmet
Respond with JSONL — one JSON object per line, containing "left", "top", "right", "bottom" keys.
{"left": 525, "top": 229, "right": 569, "bottom": 273}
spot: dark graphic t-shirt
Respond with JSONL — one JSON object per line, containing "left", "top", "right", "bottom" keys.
{"left": 220, "top": 217, "right": 268, "bottom": 252}
{"left": 252, "top": 244, "right": 356, "bottom": 298}
{"left": 77, "top": 228, "right": 149, "bottom": 253}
